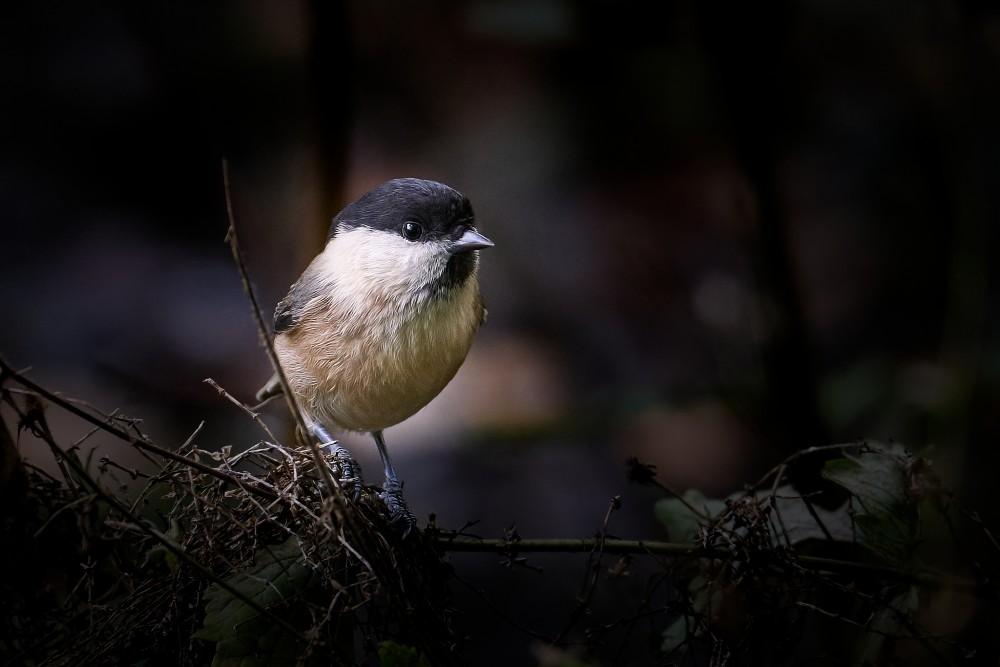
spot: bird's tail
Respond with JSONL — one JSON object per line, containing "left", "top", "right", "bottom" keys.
{"left": 255, "top": 373, "right": 283, "bottom": 403}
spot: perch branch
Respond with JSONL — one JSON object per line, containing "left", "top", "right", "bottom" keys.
{"left": 220, "top": 160, "right": 345, "bottom": 512}
{"left": 434, "top": 537, "right": 987, "bottom": 596}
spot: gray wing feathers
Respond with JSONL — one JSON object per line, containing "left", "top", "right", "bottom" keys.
{"left": 256, "top": 272, "right": 325, "bottom": 402}
{"left": 274, "top": 278, "right": 318, "bottom": 334}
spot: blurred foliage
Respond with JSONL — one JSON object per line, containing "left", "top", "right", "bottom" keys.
{"left": 651, "top": 441, "right": 995, "bottom": 665}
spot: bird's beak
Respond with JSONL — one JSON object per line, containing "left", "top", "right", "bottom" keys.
{"left": 451, "top": 228, "right": 494, "bottom": 253}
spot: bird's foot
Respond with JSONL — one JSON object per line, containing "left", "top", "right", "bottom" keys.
{"left": 319, "top": 442, "right": 364, "bottom": 502}
{"left": 380, "top": 480, "right": 417, "bottom": 539}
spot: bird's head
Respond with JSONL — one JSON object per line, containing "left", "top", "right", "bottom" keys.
{"left": 327, "top": 178, "right": 492, "bottom": 299}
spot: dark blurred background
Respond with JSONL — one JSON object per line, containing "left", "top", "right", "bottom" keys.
{"left": 2, "top": 0, "right": 999, "bottom": 662}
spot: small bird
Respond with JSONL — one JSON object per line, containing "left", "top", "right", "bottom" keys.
{"left": 256, "top": 178, "right": 492, "bottom": 534}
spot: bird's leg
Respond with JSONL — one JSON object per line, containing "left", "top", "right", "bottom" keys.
{"left": 310, "top": 422, "right": 363, "bottom": 501}
{"left": 372, "top": 430, "right": 417, "bottom": 537}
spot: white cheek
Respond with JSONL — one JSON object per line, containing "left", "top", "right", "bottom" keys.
{"left": 317, "top": 227, "right": 449, "bottom": 303}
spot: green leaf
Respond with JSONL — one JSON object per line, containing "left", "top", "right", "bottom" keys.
{"left": 208, "top": 615, "right": 313, "bottom": 667}
{"left": 193, "top": 538, "right": 325, "bottom": 667}
{"left": 770, "top": 484, "right": 855, "bottom": 545}
{"left": 660, "top": 614, "right": 693, "bottom": 655}
{"left": 654, "top": 490, "right": 727, "bottom": 542}
{"left": 855, "top": 586, "right": 919, "bottom": 664}
{"left": 821, "top": 443, "right": 921, "bottom": 567}
{"left": 378, "top": 641, "right": 432, "bottom": 667}
{"left": 661, "top": 575, "right": 720, "bottom": 653}
{"left": 147, "top": 519, "right": 183, "bottom": 574}
{"left": 146, "top": 545, "right": 178, "bottom": 574}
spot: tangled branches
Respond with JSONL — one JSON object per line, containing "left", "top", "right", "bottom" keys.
{"left": 0, "top": 359, "right": 462, "bottom": 666}
{"left": 1, "top": 360, "right": 999, "bottom": 666}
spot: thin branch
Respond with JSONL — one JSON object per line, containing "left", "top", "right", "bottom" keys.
{"left": 203, "top": 377, "right": 279, "bottom": 443}
{"left": 795, "top": 601, "right": 956, "bottom": 665}
{"left": 4, "top": 395, "right": 320, "bottom": 655}
{"left": 799, "top": 494, "right": 836, "bottom": 542}
{"left": 768, "top": 463, "right": 793, "bottom": 548}
{"left": 220, "top": 160, "right": 348, "bottom": 524}
{"left": 748, "top": 442, "right": 862, "bottom": 491}
{"left": 628, "top": 457, "right": 712, "bottom": 520}
{"left": 450, "top": 569, "right": 553, "bottom": 643}
{"left": 434, "top": 537, "right": 988, "bottom": 596}
{"left": 127, "top": 421, "right": 206, "bottom": 516}
{"left": 551, "top": 495, "right": 621, "bottom": 646}
{"left": 0, "top": 358, "right": 280, "bottom": 503}
{"left": 609, "top": 572, "right": 672, "bottom": 665}
{"left": 437, "top": 537, "right": 696, "bottom": 556}
{"left": 99, "top": 457, "right": 154, "bottom": 480}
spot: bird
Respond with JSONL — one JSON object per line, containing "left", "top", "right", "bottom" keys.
{"left": 256, "top": 178, "right": 493, "bottom": 535}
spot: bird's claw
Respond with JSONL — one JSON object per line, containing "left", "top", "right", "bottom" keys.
{"left": 320, "top": 442, "right": 364, "bottom": 501}
{"left": 380, "top": 482, "right": 417, "bottom": 539}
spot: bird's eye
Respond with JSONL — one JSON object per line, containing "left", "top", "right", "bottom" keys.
{"left": 401, "top": 221, "right": 423, "bottom": 241}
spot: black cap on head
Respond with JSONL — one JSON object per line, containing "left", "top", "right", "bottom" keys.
{"left": 330, "top": 178, "right": 474, "bottom": 242}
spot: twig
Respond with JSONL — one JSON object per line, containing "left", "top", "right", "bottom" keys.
{"left": 551, "top": 495, "right": 621, "bottom": 646}
{"left": 964, "top": 510, "right": 1000, "bottom": 556}
{"left": 628, "top": 458, "right": 713, "bottom": 521}
{"left": 127, "top": 421, "right": 206, "bottom": 516}
{"left": 0, "top": 360, "right": 281, "bottom": 503}
{"left": 768, "top": 463, "right": 793, "bottom": 548}
{"left": 220, "top": 160, "right": 348, "bottom": 525}
{"left": 4, "top": 390, "right": 74, "bottom": 493}
{"left": 795, "top": 600, "right": 957, "bottom": 664}
{"left": 203, "top": 377, "right": 279, "bottom": 443}
{"left": 32, "top": 495, "right": 96, "bottom": 540}
{"left": 435, "top": 537, "right": 988, "bottom": 596}
{"left": 216, "top": 446, "right": 298, "bottom": 540}
{"left": 99, "top": 457, "right": 153, "bottom": 481}
{"left": 439, "top": 538, "right": 695, "bottom": 556}
{"left": 799, "top": 494, "right": 836, "bottom": 542}
{"left": 450, "top": 569, "right": 553, "bottom": 643}
{"left": 609, "top": 572, "right": 672, "bottom": 665}
{"left": 4, "top": 394, "right": 321, "bottom": 655}
{"left": 748, "top": 442, "right": 862, "bottom": 491}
